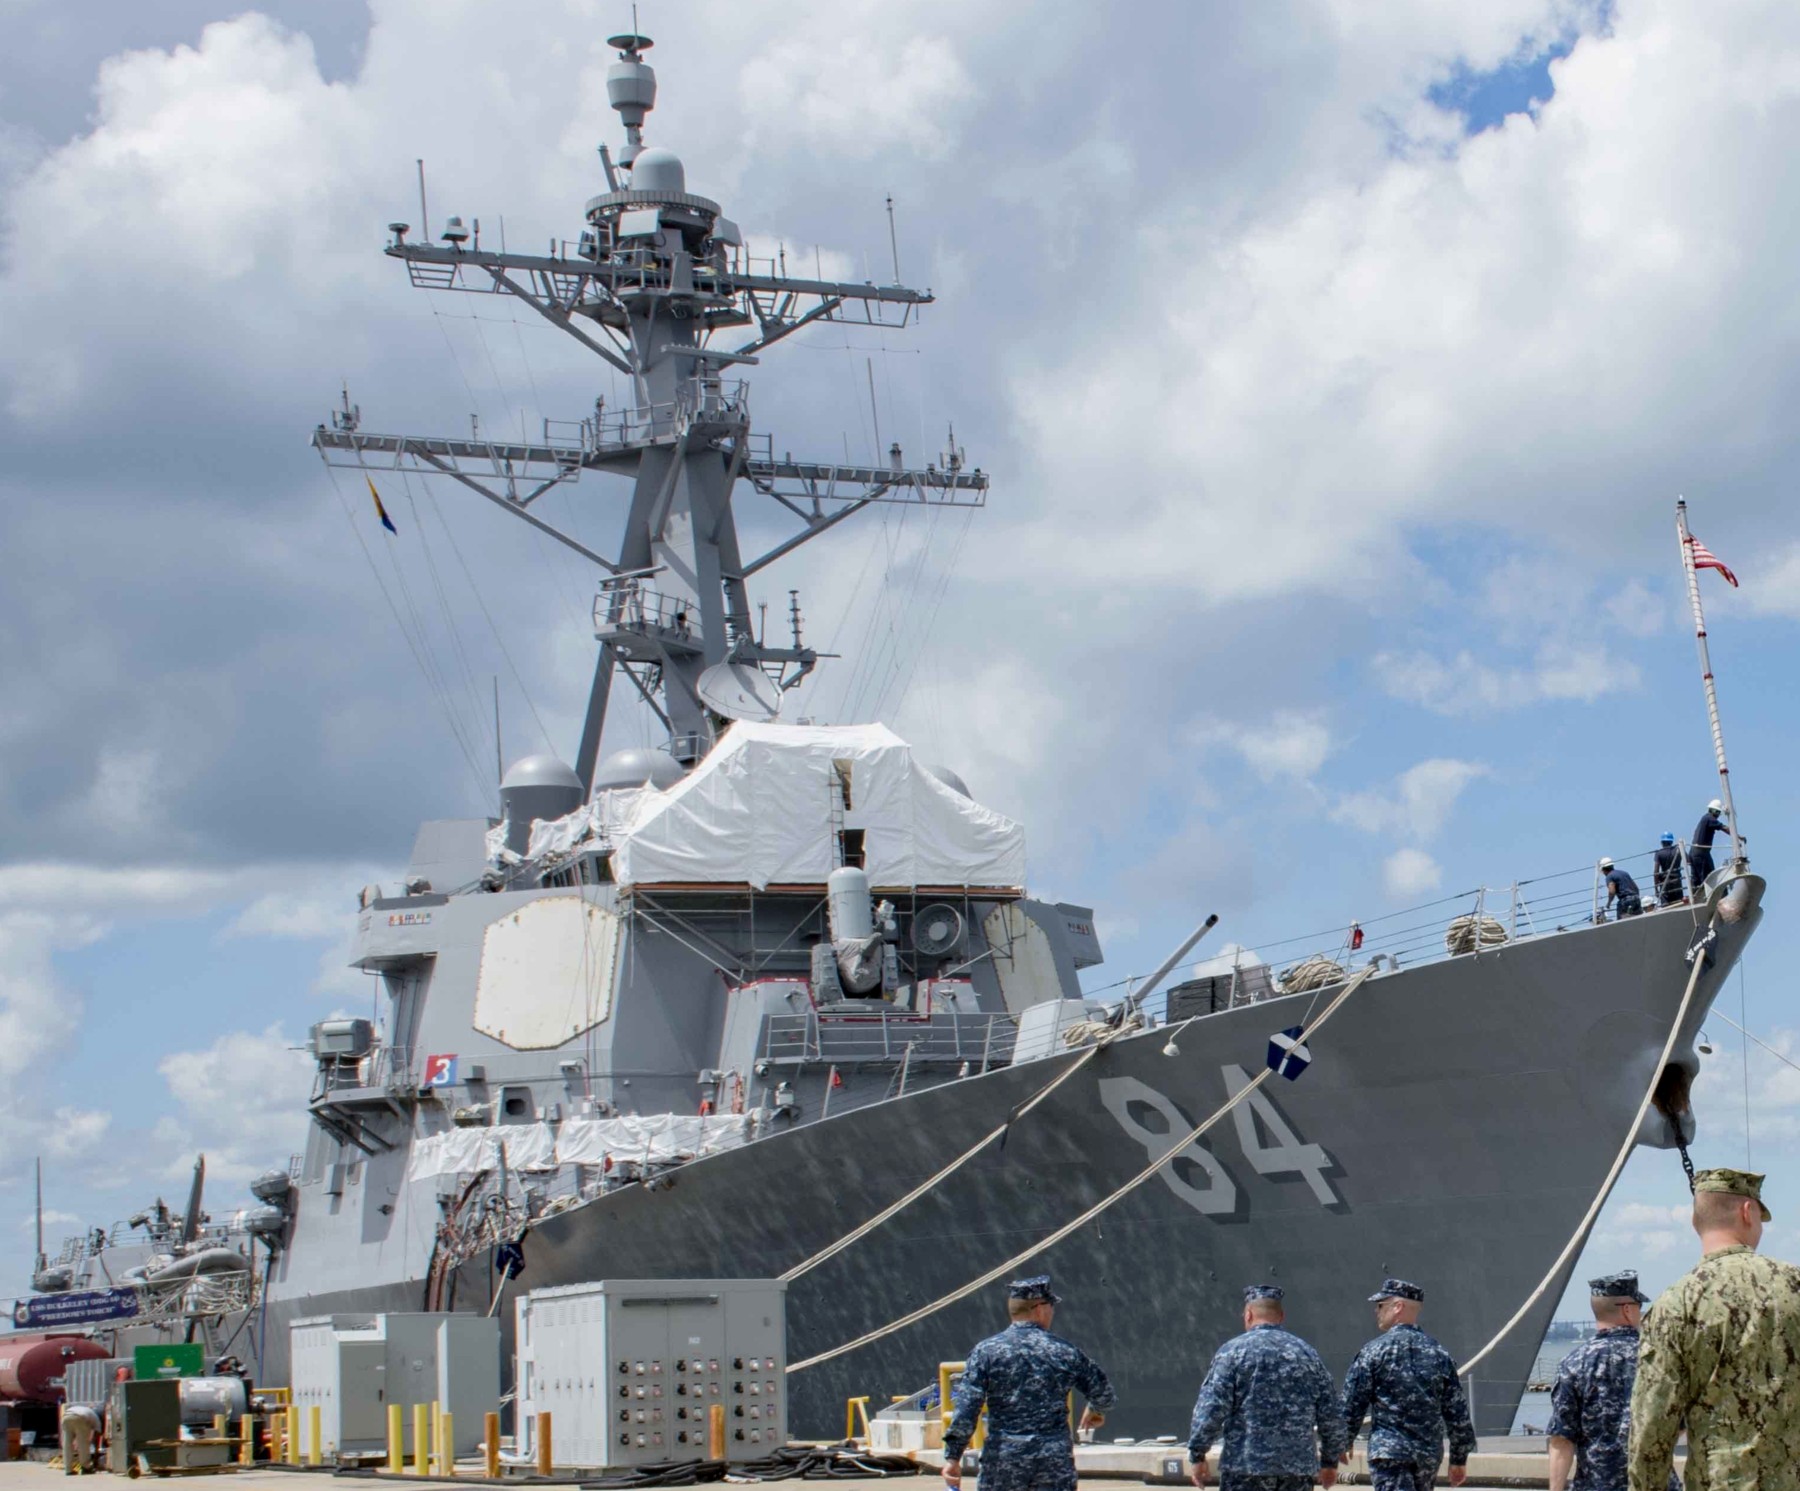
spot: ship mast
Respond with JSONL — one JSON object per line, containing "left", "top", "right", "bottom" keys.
{"left": 313, "top": 32, "right": 987, "bottom": 787}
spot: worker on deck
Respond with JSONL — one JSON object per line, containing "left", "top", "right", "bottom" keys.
{"left": 1599, "top": 859, "right": 1642, "bottom": 920}
{"left": 943, "top": 1275, "right": 1114, "bottom": 1491}
{"left": 1651, "top": 835, "right": 1684, "bottom": 907}
{"left": 1342, "top": 1279, "right": 1476, "bottom": 1491}
{"left": 1187, "top": 1284, "right": 1346, "bottom": 1489}
{"left": 1687, "top": 800, "right": 1744, "bottom": 890}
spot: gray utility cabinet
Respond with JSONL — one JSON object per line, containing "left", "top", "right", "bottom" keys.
{"left": 515, "top": 1279, "right": 787, "bottom": 1469}
{"left": 290, "top": 1313, "right": 499, "bottom": 1456}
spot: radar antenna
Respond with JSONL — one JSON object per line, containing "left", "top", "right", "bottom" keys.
{"left": 313, "top": 36, "right": 987, "bottom": 785}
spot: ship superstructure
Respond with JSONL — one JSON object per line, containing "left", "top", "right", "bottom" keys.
{"left": 12, "top": 33, "right": 1767, "bottom": 1447}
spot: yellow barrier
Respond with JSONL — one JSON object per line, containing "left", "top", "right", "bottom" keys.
{"left": 440, "top": 1411, "right": 455, "bottom": 1478}
{"left": 412, "top": 1404, "right": 429, "bottom": 1476}
{"left": 240, "top": 1415, "right": 256, "bottom": 1467}
{"left": 285, "top": 1407, "right": 301, "bottom": 1467}
{"left": 844, "top": 1396, "right": 872, "bottom": 1443}
{"left": 484, "top": 1412, "right": 500, "bottom": 1479}
{"left": 938, "top": 1362, "right": 986, "bottom": 1453}
{"left": 307, "top": 1404, "right": 323, "bottom": 1466}
{"left": 387, "top": 1404, "right": 404, "bottom": 1475}
{"left": 708, "top": 1403, "right": 725, "bottom": 1461}
{"left": 535, "top": 1411, "right": 553, "bottom": 1476}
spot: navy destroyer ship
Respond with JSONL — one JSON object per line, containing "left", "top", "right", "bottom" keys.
{"left": 12, "top": 33, "right": 1764, "bottom": 1442}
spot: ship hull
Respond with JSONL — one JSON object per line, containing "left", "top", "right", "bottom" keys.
{"left": 247, "top": 888, "right": 1756, "bottom": 1441}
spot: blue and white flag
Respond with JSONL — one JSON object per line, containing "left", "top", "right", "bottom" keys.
{"left": 1267, "top": 1026, "right": 1312, "bottom": 1081}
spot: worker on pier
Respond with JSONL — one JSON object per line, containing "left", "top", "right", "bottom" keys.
{"left": 1652, "top": 836, "right": 1685, "bottom": 907}
{"left": 942, "top": 1275, "right": 1115, "bottom": 1491}
{"left": 1687, "top": 800, "right": 1744, "bottom": 890}
{"left": 1629, "top": 1169, "right": 1800, "bottom": 1491}
{"left": 1546, "top": 1271, "right": 1667, "bottom": 1491}
{"left": 1600, "top": 859, "right": 1642, "bottom": 920}
{"left": 1341, "top": 1279, "right": 1475, "bottom": 1491}
{"left": 1186, "top": 1284, "right": 1346, "bottom": 1490}
{"left": 59, "top": 1403, "right": 100, "bottom": 1475}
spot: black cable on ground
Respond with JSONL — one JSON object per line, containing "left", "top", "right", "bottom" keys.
{"left": 725, "top": 1444, "right": 921, "bottom": 1481}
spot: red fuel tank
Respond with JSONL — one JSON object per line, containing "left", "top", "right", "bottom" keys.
{"left": 0, "top": 1334, "right": 108, "bottom": 1402}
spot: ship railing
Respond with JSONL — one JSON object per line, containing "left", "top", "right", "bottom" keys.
{"left": 759, "top": 1010, "right": 1018, "bottom": 1069}
{"left": 312, "top": 1041, "right": 418, "bottom": 1101}
{"left": 593, "top": 580, "right": 701, "bottom": 643}
{"left": 1162, "top": 845, "right": 1705, "bottom": 1010}
{"left": 581, "top": 382, "right": 750, "bottom": 452}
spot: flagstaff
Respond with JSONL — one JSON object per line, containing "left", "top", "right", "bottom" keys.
{"left": 1675, "top": 498, "right": 1745, "bottom": 870}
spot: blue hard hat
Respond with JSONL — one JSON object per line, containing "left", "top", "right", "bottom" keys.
{"left": 1661, "top": 832, "right": 1676, "bottom": 845}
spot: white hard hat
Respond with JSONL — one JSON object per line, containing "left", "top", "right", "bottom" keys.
{"left": 1708, "top": 798, "right": 1724, "bottom": 812}
{"left": 1599, "top": 856, "right": 1614, "bottom": 871}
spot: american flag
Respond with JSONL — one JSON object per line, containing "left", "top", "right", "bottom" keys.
{"left": 1688, "top": 535, "right": 1739, "bottom": 588}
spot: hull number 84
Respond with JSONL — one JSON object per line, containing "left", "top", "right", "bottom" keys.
{"left": 1098, "top": 1070, "right": 1343, "bottom": 1215}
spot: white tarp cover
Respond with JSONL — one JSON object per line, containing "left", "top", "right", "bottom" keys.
{"left": 554, "top": 1113, "right": 755, "bottom": 1164}
{"left": 405, "top": 1115, "right": 757, "bottom": 1182}
{"left": 596, "top": 722, "right": 1025, "bottom": 890}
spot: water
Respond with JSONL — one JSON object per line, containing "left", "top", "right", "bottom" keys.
{"left": 1510, "top": 1340, "right": 1574, "bottom": 1435}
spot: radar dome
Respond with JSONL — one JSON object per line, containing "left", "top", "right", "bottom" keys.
{"left": 595, "top": 747, "right": 687, "bottom": 792}
{"left": 631, "top": 148, "right": 686, "bottom": 195}
{"left": 498, "top": 754, "right": 583, "bottom": 853}
{"left": 925, "top": 763, "right": 972, "bottom": 798}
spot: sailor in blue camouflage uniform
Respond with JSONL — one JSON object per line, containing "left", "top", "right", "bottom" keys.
{"left": 943, "top": 1275, "right": 1115, "bottom": 1491}
{"left": 1546, "top": 1271, "right": 1673, "bottom": 1491}
{"left": 1342, "top": 1279, "right": 1477, "bottom": 1491}
{"left": 1187, "top": 1285, "right": 1348, "bottom": 1490}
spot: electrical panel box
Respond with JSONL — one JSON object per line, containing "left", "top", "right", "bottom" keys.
{"left": 290, "top": 1313, "right": 499, "bottom": 1457}
{"left": 515, "top": 1279, "right": 787, "bottom": 1470}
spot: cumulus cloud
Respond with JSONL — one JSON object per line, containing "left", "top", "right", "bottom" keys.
{"left": 154, "top": 1024, "right": 314, "bottom": 1186}
{"left": 1383, "top": 847, "right": 1443, "bottom": 898}
{"left": 1192, "top": 713, "right": 1333, "bottom": 784}
{"left": 1332, "top": 758, "right": 1488, "bottom": 842}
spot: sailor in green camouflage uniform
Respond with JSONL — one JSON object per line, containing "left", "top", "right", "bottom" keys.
{"left": 1628, "top": 1168, "right": 1800, "bottom": 1491}
{"left": 943, "top": 1275, "right": 1114, "bottom": 1491}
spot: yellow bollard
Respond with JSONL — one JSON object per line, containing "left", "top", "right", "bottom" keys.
{"left": 285, "top": 1407, "right": 301, "bottom": 1467}
{"left": 437, "top": 1411, "right": 454, "bottom": 1479}
{"left": 535, "top": 1411, "right": 552, "bottom": 1476}
{"left": 483, "top": 1413, "right": 500, "bottom": 1480}
{"left": 429, "top": 1401, "right": 441, "bottom": 1474}
{"left": 412, "top": 1404, "right": 429, "bottom": 1477}
{"left": 708, "top": 1402, "right": 725, "bottom": 1461}
{"left": 241, "top": 1415, "right": 256, "bottom": 1467}
{"left": 307, "top": 1404, "right": 323, "bottom": 1467}
{"left": 387, "top": 1404, "right": 404, "bottom": 1475}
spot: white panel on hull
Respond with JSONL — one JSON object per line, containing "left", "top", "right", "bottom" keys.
{"left": 474, "top": 896, "right": 619, "bottom": 1049}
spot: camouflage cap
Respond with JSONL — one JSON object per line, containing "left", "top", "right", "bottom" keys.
{"left": 1008, "top": 1274, "right": 1061, "bottom": 1305}
{"left": 1693, "top": 1167, "right": 1772, "bottom": 1221}
{"left": 1368, "top": 1278, "right": 1424, "bottom": 1303}
{"left": 1243, "top": 1284, "right": 1284, "bottom": 1303}
{"left": 1588, "top": 1270, "right": 1650, "bottom": 1304}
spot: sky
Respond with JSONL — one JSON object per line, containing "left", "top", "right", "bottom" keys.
{"left": 3, "top": 0, "right": 1800, "bottom": 1356}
